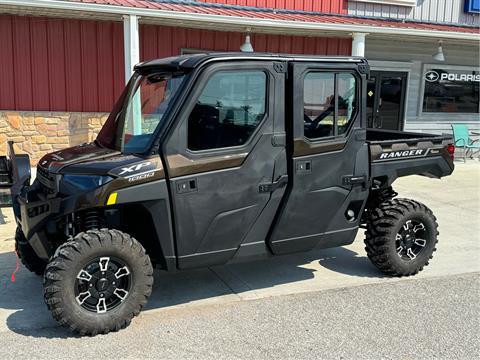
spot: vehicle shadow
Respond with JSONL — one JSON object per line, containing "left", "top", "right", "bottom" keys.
{"left": 317, "top": 247, "right": 386, "bottom": 278}
{"left": 0, "top": 245, "right": 383, "bottom": 339}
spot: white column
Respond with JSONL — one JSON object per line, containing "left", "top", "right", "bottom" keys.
{"left": 123, "top": 14, "right": 140, "bottom": 84}
{"left": 351, "top": 32, "right": 367, "bottom": 57}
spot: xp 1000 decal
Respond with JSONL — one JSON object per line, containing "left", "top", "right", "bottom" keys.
{"left": 109, "top": 159, "right": 165, "bottom": 183}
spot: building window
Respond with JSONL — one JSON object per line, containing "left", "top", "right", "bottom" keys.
{"left": 465, "top": 0, "right": 480, "bottom": 13}
{"left": 303, "top": 72, "right": 357, "bottom": 139}
{"left": 188, "top": 70, "right": 267, "bottom": 151}
{"left": 422, "top": 69, "right": 480, "bottom": 114}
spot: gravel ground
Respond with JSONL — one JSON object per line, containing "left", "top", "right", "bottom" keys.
{"left": 0, "top": 272, "right": 478, "bottom": 360}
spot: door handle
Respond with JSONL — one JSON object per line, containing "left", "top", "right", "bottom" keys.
{"left": 367, "top": 115, "right": 374, "bottom": 128}
{"left": 176, "top": 178, "right": 197, "bottom": 194}
{"left": 342, "top": 175, "right": 367, "bottom": 190}
{"left": 377, "top": 115, "right": 383, "bottom": 128}
{"left": 373, "top": 115, "right": 383, "bottom": 129}
{"left": 296, "top": 160, "right": 311, "bottom": 174}
{"left": 259, "top": 175, "right": 288, "bottom": 193}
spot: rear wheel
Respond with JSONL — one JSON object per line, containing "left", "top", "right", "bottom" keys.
{"left": 364, "top": 198, "right": 439, "bottom": 277}
{"left": 43, "top": 229, "right": 153, "bottom": 335}
{"left": 15, "top": 227, "right": 47, "bottom": 275}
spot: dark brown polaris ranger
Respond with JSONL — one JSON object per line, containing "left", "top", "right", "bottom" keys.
{"left": 0, "top": 53, "right": 454, "bottom": 335}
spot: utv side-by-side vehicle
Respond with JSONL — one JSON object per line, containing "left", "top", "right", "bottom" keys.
{"left": 0, "top": 53, "right": 454, "bottom": 335}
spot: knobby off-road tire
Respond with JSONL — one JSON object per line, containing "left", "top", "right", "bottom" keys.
{"left": 15, "top": 226, "right": 47, "bottom": 275}
{"left": 364, "top": 198, "right": 439, "bottom": 277}
{"left": 43, "top": 229, "right": 153, "bottom": 336}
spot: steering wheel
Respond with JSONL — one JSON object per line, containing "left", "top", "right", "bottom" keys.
{"left": 304, "top": 105, "right": 335, "bottom": 129}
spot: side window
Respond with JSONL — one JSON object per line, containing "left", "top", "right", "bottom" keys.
{"left": 188, "top": 70, "right": 267, "bottom": 151}
{"left": 338, "top": 73, "right": 357, "bottom": 135}
{"left": 304, "top": 73, "right": 335, "bottom": 139}
{"left": 303, "top": 72, "right": 357, "bottom": 139}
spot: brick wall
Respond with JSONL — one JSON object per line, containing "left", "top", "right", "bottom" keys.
{"left": 0, "top": 111, "right": 108, "bottom": 164}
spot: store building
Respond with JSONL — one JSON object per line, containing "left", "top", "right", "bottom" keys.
{"left": 0, "top": 0, "right": 478, "bottom": 163}
{"left": 350, "top": 0, "right": 480, "bottom": 134}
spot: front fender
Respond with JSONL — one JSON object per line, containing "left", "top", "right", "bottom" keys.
{"left": 107, "top": 179, "right": 176, "bottom": 271}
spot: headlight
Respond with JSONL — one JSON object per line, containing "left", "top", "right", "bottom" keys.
{"left": 61, "top": 174, "right": 113, "bottom": 192}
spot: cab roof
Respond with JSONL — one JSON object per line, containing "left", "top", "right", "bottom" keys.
{"left": 134, "top": 52, "right": 367, "bottom": 74}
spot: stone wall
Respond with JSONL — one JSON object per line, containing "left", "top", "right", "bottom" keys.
{"left": 0, "top": 111, "right": 109, "bottom": 164}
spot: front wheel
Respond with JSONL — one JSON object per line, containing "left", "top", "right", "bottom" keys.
{"left": 43, "top": 229, "right": 153, "bottom": 335}
{"left": 364, "top": 198, "right": 439, "bottom": 277}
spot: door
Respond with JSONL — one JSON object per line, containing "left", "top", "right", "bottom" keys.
{"left": 367, "top": 71, "right": 408, "bottom": 130}
{"left": 268, "top": 62, "right": 370, "bottom": 254}
{"left": 163, "top": 62, "right": 288, "bottom": 269}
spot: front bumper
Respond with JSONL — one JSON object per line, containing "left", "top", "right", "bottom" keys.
{"left": 16, "top": 178, "right": 112, "bottom": 260}
{"left": 16, "top": 191, "right": 64, "bottom": 260}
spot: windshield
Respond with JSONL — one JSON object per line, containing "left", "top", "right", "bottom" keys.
{"left": 97, "top": 72, "right": 185, "bottom": 153}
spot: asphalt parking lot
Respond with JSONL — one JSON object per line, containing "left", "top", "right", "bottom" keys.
{"left": 0, "top": 162, "right": 478, "bottom": 359}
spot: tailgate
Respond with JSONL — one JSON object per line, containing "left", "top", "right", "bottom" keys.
{"left": 368, "top": 134, "right": 454, "bottom": 186}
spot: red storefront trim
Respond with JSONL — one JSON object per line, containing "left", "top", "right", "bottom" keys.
{"left": 0, "top": 15, "right": 125, "bottom": 112}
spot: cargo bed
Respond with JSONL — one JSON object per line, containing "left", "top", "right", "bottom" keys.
{"left": 366, "top": 128, "right": 454, "bottom": 188}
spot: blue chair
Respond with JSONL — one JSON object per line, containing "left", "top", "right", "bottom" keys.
{"left": 451, "top": 124, "right": 480, "bottom": 162}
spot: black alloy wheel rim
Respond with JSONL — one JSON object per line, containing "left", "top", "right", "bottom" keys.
{"left": 395, "top": 219, "right": 428, "bottom": 261}
{"left": 74, "top": 256, "right": 131, "bottom": 313}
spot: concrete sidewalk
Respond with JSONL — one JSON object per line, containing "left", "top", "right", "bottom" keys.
{"left": 0, "top": 161, "right": 478, "bottom": 335}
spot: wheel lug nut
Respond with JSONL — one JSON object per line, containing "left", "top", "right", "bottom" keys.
{"left": 100, "top": 294, "right": 104, "bottom": 297}
{"left": 89, "top": 284, "right": 93, "bottom": 287}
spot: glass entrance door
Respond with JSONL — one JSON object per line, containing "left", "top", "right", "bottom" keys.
{"left": 366, "top": 71, "right": 408, "bottom": 130}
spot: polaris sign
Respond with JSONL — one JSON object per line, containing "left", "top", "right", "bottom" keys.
{"left": 425, "top": 70, "right": 480, "bottom": 82}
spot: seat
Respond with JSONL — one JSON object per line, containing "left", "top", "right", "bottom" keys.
{"left": 188, "top": 104, "right": 220, "bottom": 151}
{"left": 451, "top": 124, "right": 480, "bottom": 162}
